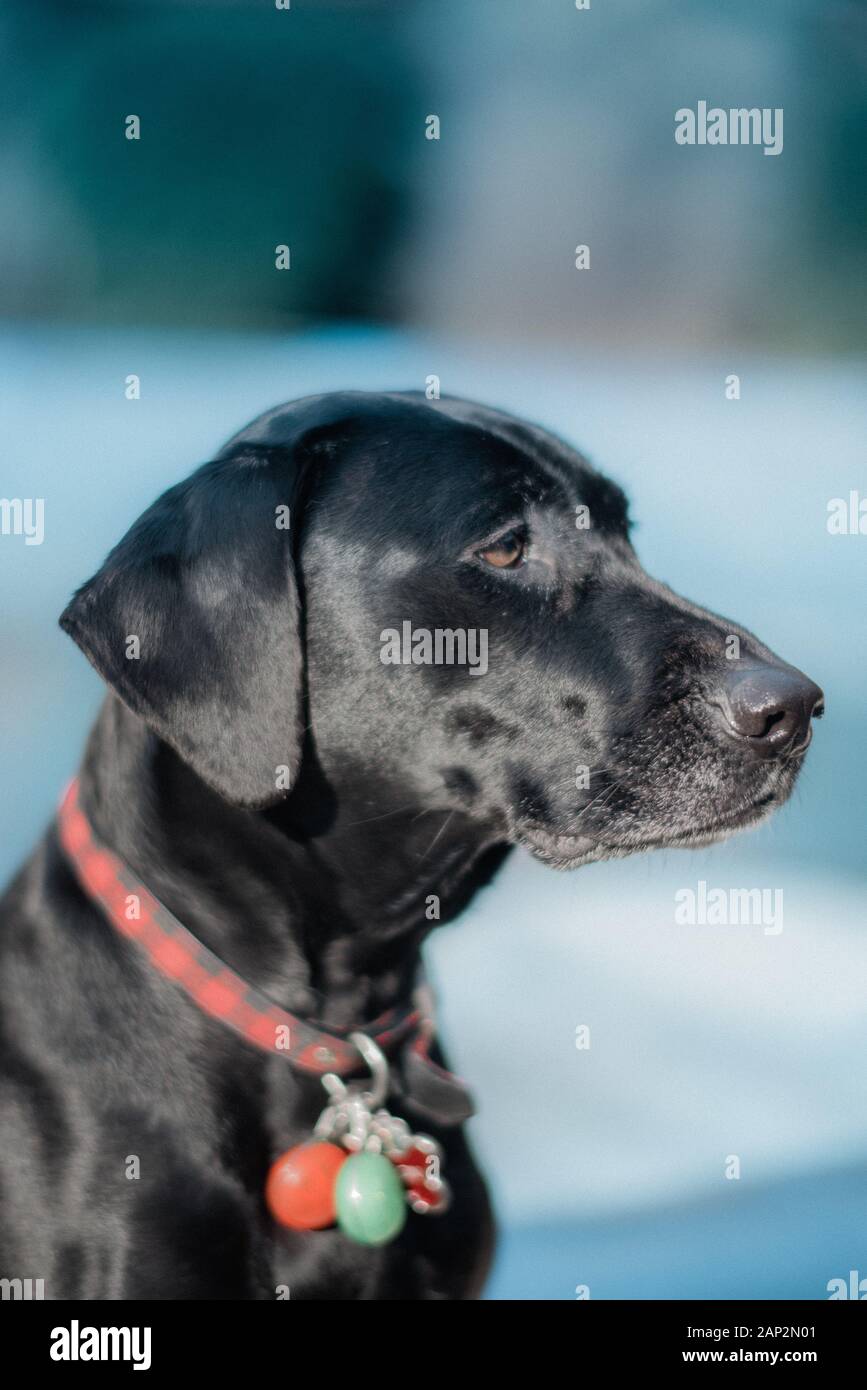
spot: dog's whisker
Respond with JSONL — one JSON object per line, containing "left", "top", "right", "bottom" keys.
{"left": 419, "top": 810, "right": 456, "bottom": 861}
{"left": 340, "top": 799, "right": 435, "bottom": 829}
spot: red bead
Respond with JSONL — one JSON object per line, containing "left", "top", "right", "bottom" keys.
{"left": 265, "top": 1141, "right": 346, "bottom": 1230}
{"left": 395, "top": 1144, "right": 436, "bottom": 1174}
{"left": 392, "top": 1142, "right": 449, "bottom": 1215}
{"left": 402, "top": 1171, "right": 448, "bottom": 1213}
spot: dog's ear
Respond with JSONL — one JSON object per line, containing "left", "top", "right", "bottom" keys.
{"left": 60, "top": 442, "right": 317, "bottom": 808}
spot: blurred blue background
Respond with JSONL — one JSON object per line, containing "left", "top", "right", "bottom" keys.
{"left": 1, "top": 1, "right": 865, "bottom": 1299}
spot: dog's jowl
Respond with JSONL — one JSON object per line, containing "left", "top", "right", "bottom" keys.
{"left": 0, "top": 393, "right": 822, "bottom": 1299}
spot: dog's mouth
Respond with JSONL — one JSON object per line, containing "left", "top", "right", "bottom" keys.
{"left": 517, "top": 792, "right": 779, "bottom": 868}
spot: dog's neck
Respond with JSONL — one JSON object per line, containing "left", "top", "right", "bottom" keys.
{"left": 76, "top": 697, "right": 507, "bottom": 1029}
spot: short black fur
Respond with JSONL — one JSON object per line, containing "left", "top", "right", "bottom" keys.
{"left": 0, "top": 392, "right": 821, "bottom": 1298}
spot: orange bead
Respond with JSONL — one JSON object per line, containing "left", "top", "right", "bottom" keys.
{"left": 265, "top": 1141, "right": 347, "bottom": 1230}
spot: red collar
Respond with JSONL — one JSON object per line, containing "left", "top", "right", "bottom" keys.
{"left": 57, "top": 778, "right": 472, "bottom": 1124}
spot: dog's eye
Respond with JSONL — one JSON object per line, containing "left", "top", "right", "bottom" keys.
{"left": 477, "top": 528, "right": 527, "bottom": 570}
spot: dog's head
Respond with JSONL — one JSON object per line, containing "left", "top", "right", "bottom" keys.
{"left": 61, "top": 391, "right": 823, "bottom": 868}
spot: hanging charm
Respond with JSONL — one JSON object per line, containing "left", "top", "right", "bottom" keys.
{"left": 265, "top": 1031, "right": 450, "bottom": 1244}
{"left": 264, "top": 1140, "right": 347, "bottom": 1231}
{"left": 334, "top": 1150, "right": 407, "bottom": 1246}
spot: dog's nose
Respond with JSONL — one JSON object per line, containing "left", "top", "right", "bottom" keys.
{"left": 714, "top": 665, "right": 824, "bottom": 758}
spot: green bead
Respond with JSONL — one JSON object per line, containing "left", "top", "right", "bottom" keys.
{"left": 334, "top": 1151, "right": 407, "bottom": 1246}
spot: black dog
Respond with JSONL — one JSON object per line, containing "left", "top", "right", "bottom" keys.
{"left": 0, "top": 392, "right": 822, "bottom": 1299}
